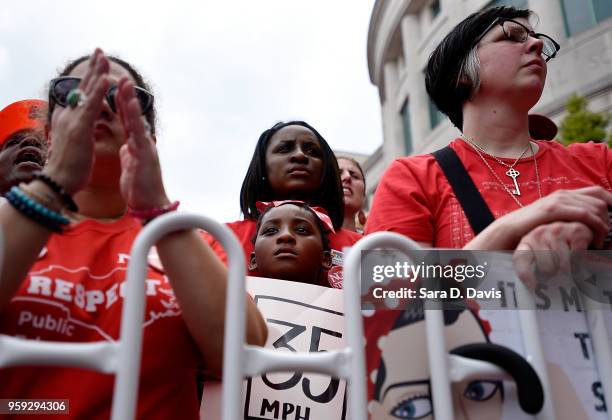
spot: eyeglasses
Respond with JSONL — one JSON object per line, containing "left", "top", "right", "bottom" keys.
{"left": 473, "top": 18, "right": 560, "bottom": 62}
{"left": 49, "top": 76, "right": 154, "bottom": 114}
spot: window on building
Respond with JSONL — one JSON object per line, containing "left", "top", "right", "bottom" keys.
{"left": 400, "top": 99, "right": 413, "bottom": 155}
{"left": 485, "top": 0, "right": 527, "bottom": 9}
{"left": 561, "top": 0, "right": 612, "bottom": 36}
{"left": 428, "top": 98, "right": 445, "bottom": 130}
{"left": 430, "top": 0, "right": 441, "bottom": 19}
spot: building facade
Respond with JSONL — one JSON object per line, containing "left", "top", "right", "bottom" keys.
{"left": 364, "top": 0, "right": 612, "bottom": 203}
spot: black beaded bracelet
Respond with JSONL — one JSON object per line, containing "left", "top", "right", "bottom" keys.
{"left": 33, "top": 172, "right": 78, "bottom": 212}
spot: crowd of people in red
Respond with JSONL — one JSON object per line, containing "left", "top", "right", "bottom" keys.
{"left": 0, "top": 5, "right": 610, "bottom": 419}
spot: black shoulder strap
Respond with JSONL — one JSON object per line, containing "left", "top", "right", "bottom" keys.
{"left": 432, "top": 146, "right": 494, "bottom": 235}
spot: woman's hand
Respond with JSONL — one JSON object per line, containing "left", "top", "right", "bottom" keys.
{"left": 44, "top": 49, "right": 110, "bottom": 195}
{"left": 114, "top": 77, "right": 170, "bottom": 210}
{"left": 467, "top": 187, "right": 612, "bottom": 250}
{"left": 512, "top": 221, "right": 593, "bottom": 288}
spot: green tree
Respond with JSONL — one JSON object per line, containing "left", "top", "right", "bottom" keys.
{"left": 559, "top": 94, "right": 611, "bottom": 145}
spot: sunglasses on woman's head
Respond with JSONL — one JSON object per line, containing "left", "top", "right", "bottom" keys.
{"left": 49, "top": 76, "right": 154, "bottom": 115}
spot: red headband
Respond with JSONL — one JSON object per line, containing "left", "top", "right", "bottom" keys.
{"left": 256, "top": 200, "right": 335, "bottom": 233}
{"left": 0, "top": 100, "right": 47, "bottom": 146}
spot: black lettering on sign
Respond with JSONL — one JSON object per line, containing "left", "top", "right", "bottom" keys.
{"left": 260, "top": 399, "right": 280, "bottom": 417}
{"left": 259, "top": 400, "right": 311, "bottom": 420}
{"left": 246, "top": 295, "right": 347, "bottom": 420}
{"left": 535, "top": 284, "right": 550, "bottom": 310}
{"left": 560, "top": 286, "right": 582, "bottom": 312}
{"left": 282, "top": 402, "right": 295, "bottom": 419}
{"left": 573, "top": 332, "right": 590, "bottom": 360}
{"left": 497, "top": 281, "right": 518, "bottom": 308}
{"left": 592, "top": 381, "right": 607, "bottom": 412}
{"left": 261, "top": 320, "right": 343, "bottom": 404}
{"left": 302, "top": 326, "right": 342, "bottom": 403}
{"left": 294, "top": 405, "right": 310, "bottom": 420}
{"left": 261, "top": 319, "right": 305, "bottom": 391}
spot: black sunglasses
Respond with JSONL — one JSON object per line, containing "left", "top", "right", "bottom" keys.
{"left": 473, "top": 18, "right": 561, "bottom": 62}
{"left": 49, "top": 76, "right": 154, "bottom": 114}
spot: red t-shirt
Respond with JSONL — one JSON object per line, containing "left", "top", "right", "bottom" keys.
{"left": 0, "top": 215, "right": 202, "bottom": 419}
{"left": 204, "top": 219, "right": 362, "bottom": 288}
{"left": 365, "top": 139, "right": 612, "bottom": 248}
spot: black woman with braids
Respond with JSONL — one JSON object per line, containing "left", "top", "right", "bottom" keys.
{"left": 207, "top": 121, "right": 361, "bottom": 289}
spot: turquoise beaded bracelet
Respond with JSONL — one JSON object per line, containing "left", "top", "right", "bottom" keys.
{"left": 5, "top": 186, "right": 70, "bottom": 232}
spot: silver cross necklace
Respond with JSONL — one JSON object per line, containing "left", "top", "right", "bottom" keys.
{"left": 460, "top": 136, "right": 542, "bottom": 208}
{"left": 461, "top": 135, "right": 529, "bottom": 196}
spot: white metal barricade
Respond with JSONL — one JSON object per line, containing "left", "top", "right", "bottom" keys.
{"left": 0, "top": 212, "right": 244, "bottom": 419}
{"left": 222, "top": 232, "right": 369, "bottom": 420}
{"left": 342, "top": 232, "right": 559, "bottom": 419}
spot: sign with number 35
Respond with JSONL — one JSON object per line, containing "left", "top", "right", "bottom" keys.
{"left": 201, "top": 277, "right": 347, "bottom": 420}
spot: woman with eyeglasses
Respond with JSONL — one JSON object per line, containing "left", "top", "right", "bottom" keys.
{"left": 366, "top": 6, "right": 612, "bottom": 262}
{"left": 0, "top": 49, "right": 267, "bottom": 418}
{"left": 206, "top": 121, "right": 361, "bottom": 289}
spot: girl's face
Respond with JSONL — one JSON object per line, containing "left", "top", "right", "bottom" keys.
{"left": 251, "top": 204, "right": 330, "bottom": 284}
{"left": 265, "top": 125, "right": 324, "bottom": 199}
{"left": 338, "top": 158, "right": 365, "bottom": 213}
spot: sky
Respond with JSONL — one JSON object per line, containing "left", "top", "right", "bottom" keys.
{"left": 0, "top": 0, "right": 382, "bottom": 222}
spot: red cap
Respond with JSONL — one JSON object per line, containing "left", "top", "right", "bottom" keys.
{"left": 0, "top": 100, "right": 47, "bottom": 146}
{"left": 528, "top": 113, "right": 558, "bottom": 141}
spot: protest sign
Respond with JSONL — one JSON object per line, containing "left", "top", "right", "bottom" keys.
{"left": 203, "top": 252, "right": 611, "bottom": 419}
{"left": 201, "top": 276, "right": 346, "bottom": 420}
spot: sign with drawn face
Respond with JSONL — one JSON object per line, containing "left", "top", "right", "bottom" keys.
{"left": 363, "top": 252, "right": 611, "bottom": 420}
{"left": 368, "top": 309, "right": 502, "bottom": 420}
{"left": 200, "top": 276, "right": 347, "bottom": 420}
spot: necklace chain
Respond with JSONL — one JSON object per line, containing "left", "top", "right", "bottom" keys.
{"left": 462, "top": 135, "right": 529, "bottom": 169}
{"left": 463, "top": 139, "right": 542, "bottom": 208}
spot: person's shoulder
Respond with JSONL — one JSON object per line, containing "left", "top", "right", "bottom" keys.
{"left": 544, "top": 139, "right": 607, "bottom": 153}
{"left": 392, "top": 152, "right": 438, "bottom": 168}
{"left": 378, "top": 142, "right": 458, "bottom": 189}
{"left": 565, "top": 140, "right": 609, "bottom": 154}
{"left": 226, "top": 219, "right": 256, "bottom": 233}
{"left": 379, "top": 153, "right": 439, "bottom": 186}
{"left": 336, "top": 228, "right": 362, "bottom": 241}
{"left": 387, "top": 139, "right": 461, "bottom": 172}
{"left": 542, "top": 140, "right": 610, "bottom": 161}
{"left": 330, "top": 228, "right": 362, "bottom": 247}
{"left": 202, "top": 219, "right": 255, "bottom": 246}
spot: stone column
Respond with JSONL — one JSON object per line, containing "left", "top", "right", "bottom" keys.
{"left": 382, "top": 60, "right": 405, "bottom": 159}
{"left": 400, "top": 14, "right": 430, "bottom": 153}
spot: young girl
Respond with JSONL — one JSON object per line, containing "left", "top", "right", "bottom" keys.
{"left": 207, "top": 121, "right": 361, "bottom": 288}
{"left": 248, "top": 201, "right": 333, "bottom": 285}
